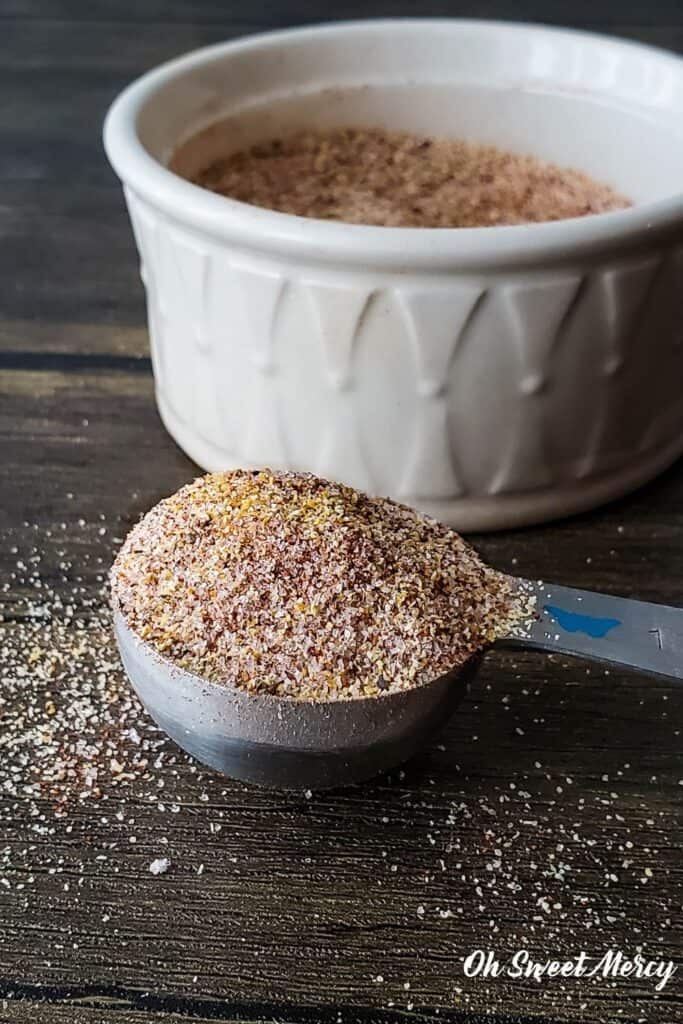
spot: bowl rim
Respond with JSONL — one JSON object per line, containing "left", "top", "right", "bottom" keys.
{"left": 103, "top": 17, "right": 683, "bottom": 271}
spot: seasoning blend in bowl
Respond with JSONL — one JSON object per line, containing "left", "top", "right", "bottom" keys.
{"left": 111, "top": 470, "right": 528, "bottom": 702}
{"left": 189, "top": 128, "right": 631, "bottom": 228}
{"left": 104, "top": 20, "right": 683, "bottom": 531}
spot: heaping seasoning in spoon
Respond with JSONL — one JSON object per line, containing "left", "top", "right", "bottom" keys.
{"left": 111, "top": 470, "right": 532, "bottom": 701}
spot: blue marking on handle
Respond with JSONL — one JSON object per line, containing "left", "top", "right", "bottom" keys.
{"left": 544, "top": 605, "right": 622, "bottom": 639}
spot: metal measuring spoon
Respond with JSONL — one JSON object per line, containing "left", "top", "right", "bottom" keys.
{"left": 113, "top": 580, "right": 683, "bottom": 790}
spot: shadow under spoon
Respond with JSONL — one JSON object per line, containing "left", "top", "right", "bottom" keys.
{"left": 113, "top": 580, "right": 683, "bottom": 790}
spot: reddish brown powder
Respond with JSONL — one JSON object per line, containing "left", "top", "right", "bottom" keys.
{"left": 111, "top": 470, "right": 532, "bottom": 700}
{"left": 188, "top": 127, "right": 631, "bottom": 228}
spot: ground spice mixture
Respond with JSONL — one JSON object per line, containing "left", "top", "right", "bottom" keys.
{"left": 111, "top": 470, "right": 531, "bottom": 700}
{"left": 188, "top": 128, "right": 631, "bottom": 227}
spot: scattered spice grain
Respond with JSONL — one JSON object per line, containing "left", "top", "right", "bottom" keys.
{"left": 188, "top": 127, "right": 631, "bottom": 228}
{"left": 0, "top": 516, "right": 168, "bottom": 816}
{"left": 149, "top": 856, "right": 171, "bottom": 875}
{"left": 111, "top": 470, "right": 532, "bottom": 700}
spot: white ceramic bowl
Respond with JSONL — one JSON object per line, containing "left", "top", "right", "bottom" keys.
{"left": 104, "top": 19, "right": 683, "bottom": 530}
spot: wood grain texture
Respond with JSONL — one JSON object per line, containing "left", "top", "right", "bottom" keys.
{"left": 2, "top": 0, "right": 683, "bottom": 27}
{"left": 1, "top": 4, "right": 681, "bottom": 1024}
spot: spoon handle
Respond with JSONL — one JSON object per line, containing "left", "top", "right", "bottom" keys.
{"left": 498, "top": 579, "right": 683, "bottom": 681}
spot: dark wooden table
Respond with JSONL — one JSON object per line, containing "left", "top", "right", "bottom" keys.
{"left": 1, "top": 3, "right": 681, "bottom": 1023}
